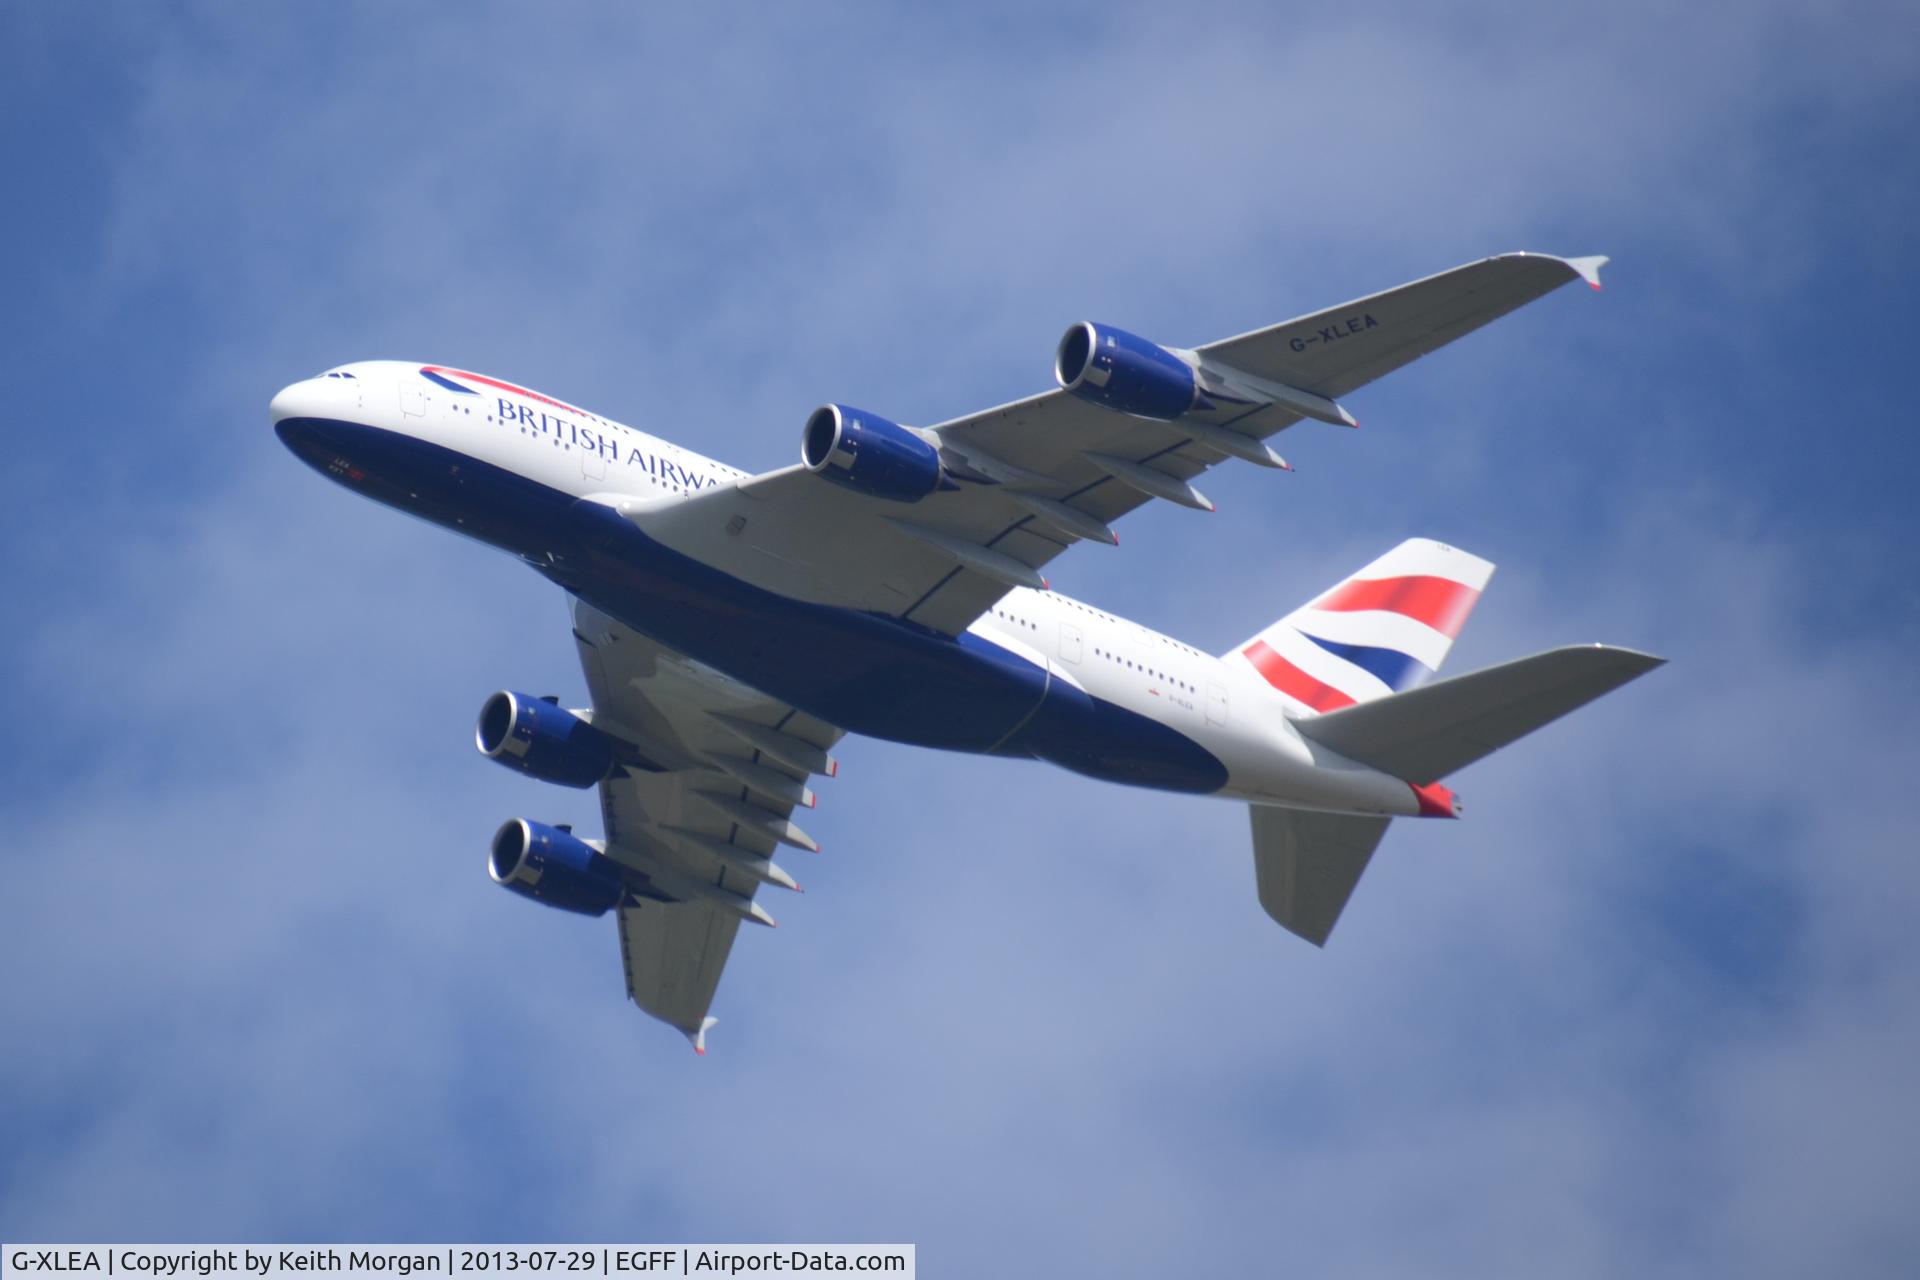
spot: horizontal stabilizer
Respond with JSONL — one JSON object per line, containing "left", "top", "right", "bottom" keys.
{"left": 1250, "top": 806, "right": 1392, "bottom": 946}
{"left": 1296, "top": 644, "right": 1665, "bottom": 783}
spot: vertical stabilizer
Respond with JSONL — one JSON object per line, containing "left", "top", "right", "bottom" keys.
{"left": 1226, "top": 539, "right": 1494, "bottom": 716}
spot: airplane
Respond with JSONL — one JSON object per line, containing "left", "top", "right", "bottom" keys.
{"left": 273, "top": 251, "right": 1662, "bottom": 1052}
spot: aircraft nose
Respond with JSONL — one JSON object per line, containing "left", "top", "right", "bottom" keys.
{"left": 270, "top": 378, "right": 317, "bottom": 424}
{"left": 272, "top": 377, "right": 354, "bottom": 460}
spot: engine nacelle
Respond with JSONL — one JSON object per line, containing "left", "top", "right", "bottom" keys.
{"left": 475, "top": 690, "right": 615, "bottom": 788}
{"left": 800, "top": 404, "right": 946, "bottom": 502}
{"left": 489, "top": 818, "right": 627, "bottom": 916}
{"left": 1054, "top": 322, "right": 1206, "bottom": 421}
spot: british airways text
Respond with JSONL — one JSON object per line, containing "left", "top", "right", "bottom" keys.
{"left": 493, "top": 398, "right": 717, "bottom": 491}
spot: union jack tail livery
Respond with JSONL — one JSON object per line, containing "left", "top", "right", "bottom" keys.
{"left": 1229, "top": 539, "right": 1496, "bottom": 716}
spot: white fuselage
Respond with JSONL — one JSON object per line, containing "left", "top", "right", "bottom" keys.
{"left": 272, "top": 361, "right": 1431, "bottom": 819}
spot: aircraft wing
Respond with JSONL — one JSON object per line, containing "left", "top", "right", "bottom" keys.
{"left": 569, "top": 595, "right": 842, "bottom": 1051}
{"left": 628, "top": 252, "right": 1603, "bottom": 637}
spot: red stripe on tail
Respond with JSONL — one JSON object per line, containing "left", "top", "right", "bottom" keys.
{"left": 1242, "top": 640, "right": 1356, "bottom": 712}
{"left": 1312, "top": 575, "right": 1481, "bottom": 638}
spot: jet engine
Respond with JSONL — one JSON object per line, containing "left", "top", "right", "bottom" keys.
{"left": 800, "top": 404, "right": 947, "bottom": 501}
{"left": 475, "top": 690, "right": 616, "bottom": 788}
{"left": 489, "top": 817, "right": 627, "bottom": 916}
{"left": 1055, "top": 322, "right": 1207, "bottom": 421}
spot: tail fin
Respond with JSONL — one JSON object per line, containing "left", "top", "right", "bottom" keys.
{"left": 1250, "top": 645, "right": 1666, "bottom": 946}
{"left": 1225, "top": 538, "right": 1495, "bottom": 716}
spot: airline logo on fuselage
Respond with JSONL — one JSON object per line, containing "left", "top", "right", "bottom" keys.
{"left": 490, "top": 397, "right": 713, "bottom": 491}
{"left": 418, "top": 366, "right": 718, "bottom": 491}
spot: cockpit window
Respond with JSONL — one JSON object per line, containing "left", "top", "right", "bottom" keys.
{"left": 321, "top": 371, "right": 357, "bottom": 380}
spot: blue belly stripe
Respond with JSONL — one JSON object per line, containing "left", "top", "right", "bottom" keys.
{"left": 277, "top": 416, "right": 1229, "bottom": 794}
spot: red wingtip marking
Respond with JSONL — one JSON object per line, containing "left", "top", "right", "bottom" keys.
{"left": 1589, "top": 281, "right": 1603, "bottom": 292}
{"left": 1410, "top": 780, "right": 1460, "bottom": 818}
{"left": 804, "top": 795, "right": 817, "bottom": 809}
{"left": 1041, "top": 577, "right": 1051, "bottom": 590}
{"left": 1279, "top": 461, "right": 1295, "bottom": 472}
{"left": 1203, "top": 500, "right": 1217, "bottom": 512}
{"left": 694, "top": 1046, "right": 706, "bottom": 1056}
{"left": 827, "top": 760, "right": 839, "bottom": 777}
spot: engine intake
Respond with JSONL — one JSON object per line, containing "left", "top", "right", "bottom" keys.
{"left": 800, "top": 404, "right": 946, "bottom": 502}
{"left": 1055, "top": 322, "right": 1206, "bottom": 421}
{"left": 489, "top": 818, "right": 627, "bottom": 916}
{"left": 476, "top": 690, "right": 616, "bottom": 788}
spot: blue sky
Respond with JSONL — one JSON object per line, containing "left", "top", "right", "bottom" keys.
{"left": 3, "top": 2, "right": 1917, "bottom": 1274}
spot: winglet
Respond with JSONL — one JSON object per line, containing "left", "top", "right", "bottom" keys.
{"left": 1564, "top": 254, "right": 1608, "bottom": 292}
{"left": 687, "top": 1016, "right": 719, "bottom": 1056}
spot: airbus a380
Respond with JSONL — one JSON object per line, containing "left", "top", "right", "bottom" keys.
{"left": 275, "top": 252, "right": 1661, "bottom": 1051}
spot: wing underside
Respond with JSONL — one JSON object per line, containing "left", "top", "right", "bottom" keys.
{"left": 570, "top": 597, "right": 843, "bottom": 1048}
{"left": 626, "top": 253, "right": 1603, "bottom": 638}
{"left": 614, "top": 896, "right": 741, "bottom": 1042}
